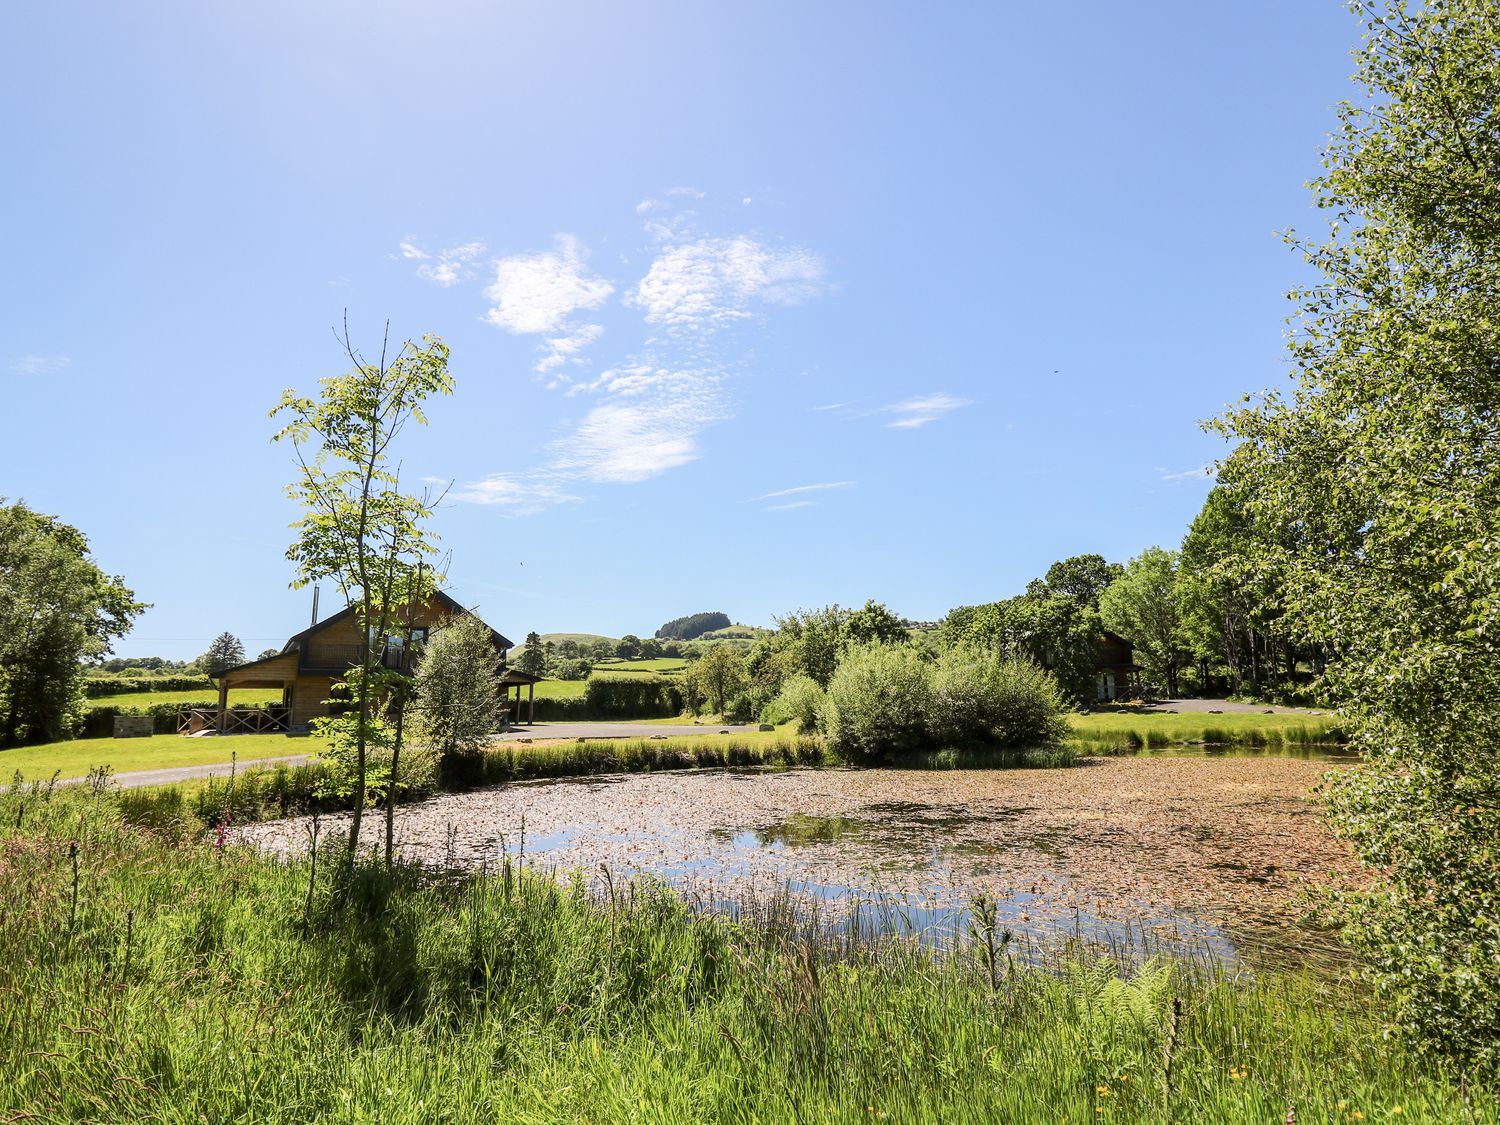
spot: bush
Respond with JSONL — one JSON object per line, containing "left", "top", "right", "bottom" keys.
{"left": 760, "top": 674, "right": 826, "bottom": 733}
{"left": 822, "top": 643, "right": 933, "bottom": 764}
{"left": 929, "top": 648, "right": 1070, "bottom": 749}
{"left": 823, "top": 643, "right": 1071, "bottom": 765}
{"left": 723, "top": 693, "right": 755, "bottom": 724}
{"left": 583, "top": 674, "right": 683, "bottom": 718}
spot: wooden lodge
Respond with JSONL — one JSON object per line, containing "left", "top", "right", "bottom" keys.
{"left": 1094, "top": 630, "right": 1141, "bottom": 702}
{"left": 207, "top": 591, "right": 513, "bottom": 733}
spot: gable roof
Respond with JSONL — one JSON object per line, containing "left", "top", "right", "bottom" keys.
{"left": 279, "top": 589, "right": 512, "bottom": 653}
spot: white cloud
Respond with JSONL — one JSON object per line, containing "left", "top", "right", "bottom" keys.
{"left": 399, "top": 239, "right": 430, "bottom": 260}
{"left": 536, "top": 323, "right": 605, "bottom": 375}
{"left": 446, "top": 474, "right": 582, "bottom": 515}
{"left": 449, "top": 211, "right": 832, "bottom": 516}
{"left": 741, "top": 196, "right": 753, "bottom": 205}
{"left": 551, "top": 394, "right": 718, "bottom": 483}
{"left": 747, "top": 481, "right": 854, "bottom": 502}
{"left": 767, "top": 500, "right": 814, "bottom": 511}
{"left": 1156, "top": 464, "right": 1215, "bottom": 483}
{"left": 630, "top": 237, "right": 826, "bottom": 329}
{"left": 485, "top": 235, "right": 613, "bottom": 334}
{"left": 883, "top": 393, "right": 970, "bottom": 429}
{"left": 11, "top": 354, "right": 69, "bottom": 376}
{"left": 415, "top": 241, "right": 486, "bottom": 287}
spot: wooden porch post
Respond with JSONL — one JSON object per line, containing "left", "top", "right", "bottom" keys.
{"left": 217, "top": 678, "right": 229, "bottom": 734}
{"left": 528, "top": 682, "right": 535, "bottom": 725}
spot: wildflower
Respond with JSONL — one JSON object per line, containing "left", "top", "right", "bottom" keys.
{"left": 1094, "top": 1108, "right": 1104, "bottom": 1115}
{"left": 1390, "top": 1109, "right": 1402, "bottom": 1117}
{"left": 1096, "top": 1085, "right": 1110, "bottom": 1096}
{"left": 1338, "top": 1103, "right": 1347, "bottom": 1111}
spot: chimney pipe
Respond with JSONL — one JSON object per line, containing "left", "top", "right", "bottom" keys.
{"left": 310, "top": 585, "right": 320, "bottom": 627}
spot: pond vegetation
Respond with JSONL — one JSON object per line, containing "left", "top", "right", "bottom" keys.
{"left": 1, "top": 782, "right": 1488, "bottom": 1123}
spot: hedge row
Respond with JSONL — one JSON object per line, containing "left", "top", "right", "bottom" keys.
{"left": 584, "top": 674, "right": 683, "bottom": 718}
{"left": 84, "top": 676, "right": 215, "bottom": 698}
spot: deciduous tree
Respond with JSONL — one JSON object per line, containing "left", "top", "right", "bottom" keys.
{"left": 272, "top": 320, "right": 450, "bottom": 863}
{"left": 1215, "top": 0, "right": 1500, "bottom": 1074}
{"left": 1098, "top": 548, "right": 1187, "bottom": 696}
{"left": 0, "top": 501, "right": 143, "bottom": 746}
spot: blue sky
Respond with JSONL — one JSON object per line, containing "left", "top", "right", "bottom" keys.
{"left": 3, "top": 1, "right": 1359, "bottom": 659}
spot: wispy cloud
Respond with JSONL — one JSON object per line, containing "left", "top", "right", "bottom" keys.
{"left": 444, "top": 206, "right": 832, "bottom": 515}
{"left": 398, "top": 240, "right": 429, "bottom": 260}
{"left": 629, "top": 236, "right": 825, "bottom": 330}
{"left": 766, "top": 500, "right": 815, "bottom": 511}
{"left": 883, "top": 393, "right": 970, "bottom": 429}
{"left": 536, "top": 323, "right": 605, "bottom": 377}
{"left": 484, "top": 235, "right": 614, "bottom": 335}
{"left": 11, "top": 354, "right": 69, "bottom": 376}
{"left": 419, "top": 241, "right": 485, "bottom": 287}
{"left": 445, "top": 474, "right": 582, "bottom": 516}
{"left": 551, "top": 396, "right": 717, "bottom": 483}
{"left": 747, "top": 481, "right": 854, "bottom": 503}
{"left": 1155, "top": 463, "right": 1215, "bottom": 483}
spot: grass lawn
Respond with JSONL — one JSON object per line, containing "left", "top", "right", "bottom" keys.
{"left": 593, "top": 658, "right": 688, "bottom": 673}
{"left": 88, "top": 687, "right": 282, "bottom": 708}
{"left": 0, "top": 732, "right": 327, "bottom": 781}
{"left": 532, "top": 678, "right": 587, "bottom": 698}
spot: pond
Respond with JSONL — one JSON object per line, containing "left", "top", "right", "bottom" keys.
{"left": 239, "top": 750, "right": 1360, "bottom": 970}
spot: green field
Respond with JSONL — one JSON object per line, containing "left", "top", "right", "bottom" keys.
{"left": 592, "top": 658, "right": 688, "bottom": 673}
{"left": 0, "top": 710, "right": 1343, "bottom": 784}
{"left": 88, "top": 687, "right": 283, "bottom": 708}
{"left": 536, "top": 631, "right": 619, "bottom": 647}
{"left": 0, "top": 732, "right": 327, "bottom": 780}
{"left": 532, "top": 678, "right": 588, "bottom": 698}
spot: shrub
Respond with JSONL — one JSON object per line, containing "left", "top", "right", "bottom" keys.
{"left": 760, "top": 674, "right": 826, "bottom": 733}
{"left": 822, "top": 643, "right": 932, "bottom": 764}
{"left": 583, "top": 674, "right": 683, "bottom": 718}
{"left": 930, "top": 648, "right": 1070, "bottom": 749}
{"left": 412, "top": 614, "right": 504, "bottom": 762}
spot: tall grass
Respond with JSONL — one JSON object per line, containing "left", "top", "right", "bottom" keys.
{"left": 1067, "top": 720, "right": 1346, "bottom": 756}
{"left": 0, "top": 785, "right": 1485, "bottom": 1123}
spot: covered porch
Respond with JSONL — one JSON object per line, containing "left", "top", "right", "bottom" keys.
{"left": 500, "top": 668, "right": 543, "bottom": 725}
{"left": 209, "top": 650, "right": 301, "bottom": 733}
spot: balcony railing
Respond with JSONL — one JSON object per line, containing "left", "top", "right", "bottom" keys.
{"left": 304, "top": 643, "right": 412, "bottom": 670}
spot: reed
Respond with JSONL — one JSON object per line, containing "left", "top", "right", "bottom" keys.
{"left": 0, "top": 784, "right": 1485, "bottom": 1123}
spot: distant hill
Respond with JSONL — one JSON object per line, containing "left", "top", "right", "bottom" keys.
{"left": 537, "top": 632, "right": 619, "bottom": 648}
{"left": 655, "top": 612, "right": 731, "bottom": 641}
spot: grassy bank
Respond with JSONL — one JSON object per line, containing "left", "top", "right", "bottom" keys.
{"left": 1065, "top": 710, "right": 1343, "bottom": 754}
{"left": 0, "top": 786, "right": 1483, "bottom": 1123}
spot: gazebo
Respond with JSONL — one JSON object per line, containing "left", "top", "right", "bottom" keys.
{"left": 499, "top": 668, "right": 543, "bottom": 725}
